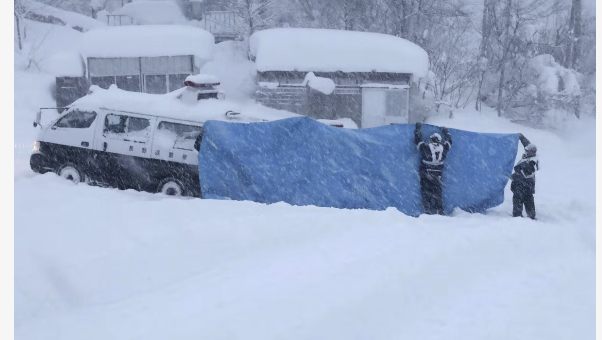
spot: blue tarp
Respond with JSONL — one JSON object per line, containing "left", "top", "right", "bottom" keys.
{"left": 199, "top": 117, "right": 518, "bottom": 216}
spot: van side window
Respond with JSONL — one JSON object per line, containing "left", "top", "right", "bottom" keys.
{"left": 104, "top": 114, "right": 151, "bottom": 143}
{"left": 55, "top": 111, "right": 97, "bottom": 128}
{"left": 155, "top": 121, "right": 203, "bottom": 151}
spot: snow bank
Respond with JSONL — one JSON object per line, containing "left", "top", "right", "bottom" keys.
{"left": 112, "top": 0, "right": 187, "bottom": 25}
{"left": 303, "top": 72, "right": 335, "bottom": 95}
{"left": 41, "top": 51, "right": 85, "bottom": 77}
{"left": 250, "top": 28, "right": 429, "bottom": 78}
{"left": 15, "top": 19, "right": 83, "bottom": 72}
{"left": 68, "top": 85, "right": 297, "bottom": 124}
{"left": 80, "top": 25, "right": 214, "bottom": 60}
{"left": 26, "top": 1, "right": 105, "bottom": 31}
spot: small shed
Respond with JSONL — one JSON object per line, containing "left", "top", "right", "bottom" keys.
{"left": 249, "top": 28, "right": 429, "bottom": 128}
{"left": 80, "top": 25, "right": 214, "bottom": 94}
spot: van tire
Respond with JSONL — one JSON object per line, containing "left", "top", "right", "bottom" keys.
{"left": 157, "top": 178, "right": 186, "bottom": 197}
{"left": 57, "top": 163, "right": 85, "bottom": 184}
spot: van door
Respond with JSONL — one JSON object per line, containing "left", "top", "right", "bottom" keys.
{"left": 43, "top": 110, "right": 98, "bottom": 148}
{"left": 94, "top": 112, "right": 156, "bottom": 190}
{"left": 41, "top": 110, "right": 98, "bottom": 168}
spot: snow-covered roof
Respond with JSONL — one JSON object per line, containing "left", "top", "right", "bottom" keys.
{"left": 112, "top": 1, "right": 187, "bottom": 25}
{"left": 250, "top": 28, "right": 429, "bottom": 78}
{"left": 68, "top": 85, "right": 297, "bottom": 124}
{"left": 42, "top": 51, "right": 86, "bottom": 77}
{"left": 27, "top": 0, "right": 106, "bottom": 32}
{"left": 80, "top": 25, "right": 214, "bottom": 59}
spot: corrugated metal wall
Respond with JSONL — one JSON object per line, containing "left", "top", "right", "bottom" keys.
{"left": 88, "top": 56, "right": 194, "bottom": 94}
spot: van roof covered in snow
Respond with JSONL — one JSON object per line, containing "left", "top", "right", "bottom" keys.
{"left": 249, "top": 28, "right": 429, "bottom": 78}
{"left": 68, "top": 85, "right": 299, "bottom": 124}
{"left": 80, "top": 25, "right": 214, "bottom": 60}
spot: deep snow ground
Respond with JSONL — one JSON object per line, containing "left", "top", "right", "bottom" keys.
{"left": 14, "top": 22, "right": 595, "bottom": 340}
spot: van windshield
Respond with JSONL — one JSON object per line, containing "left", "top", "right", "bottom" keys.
{"left": 55, "top": 110, "right": 97, "bottom": 129}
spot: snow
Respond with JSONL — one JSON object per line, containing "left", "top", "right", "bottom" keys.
{"left": 530, "top": 54, "right": 581, "bottom": 95}
{"left": 15, "top": 19, "right": 83, "bottom": 72}
{"left": 316, "top": 118, "right": 358, "bottom": 129}
{"left": 26, "top": 1, "right": 106, "bottom": 31}
{"left": 361, "top": 83, "right": 410, "bottom": 89}
{"left": 200, "top": 41, "right": 257, "bottom": 102}
{"left": 112, "top": 0, "right": 187, "bottom": 25}
{"left": 41, "top": 51, "right": 85, "bottom": 77}
{"left": 185, "top": 74, "right": 220, "bottom": 85}
{"left": 13, "top": 173, "right": 595, "bottom": 340}
{"left": 80, "top": 25, "right": 214, "bottom": 60}
{"left": 250, "top": 28, "right": 429, "bottom": 78}
{"left": 303, "top": 72, "right": 335, "bottom": 95}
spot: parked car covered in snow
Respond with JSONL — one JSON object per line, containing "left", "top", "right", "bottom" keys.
{"left": 30, "top": 75, "right": 355, "bottom": 197}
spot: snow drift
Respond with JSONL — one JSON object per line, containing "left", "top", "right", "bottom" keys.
{"left": 198, "top": 117, "right": 518, "bottom": 216}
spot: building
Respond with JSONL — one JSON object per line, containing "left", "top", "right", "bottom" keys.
{"left": 53, "top": 25, "right": 215, "bottom": 109}
{"left": 249, "top": 28, "right": 430, "bottom": 128}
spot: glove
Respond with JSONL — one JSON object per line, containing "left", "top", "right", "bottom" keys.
{"left": 441, "top": 126, "right": 448, "bottom": 133}
{"left": 416, "top": 122, "right": 422, "bottom": 128}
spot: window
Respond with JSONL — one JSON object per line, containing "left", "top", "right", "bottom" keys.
{"left": 145, "top": 75, "right": 167, "bottom": 94}
{"left": 115, "top": 75, "right": 141, "bottom": 92}
{"left": 168, "top": 74, "right": 189, "bottom": 92}
{"left": 155, "top": 121, "right": 203, "bottom": 150}
{"left": 91, "top": 76, "right": 115, "bottom": 89}
{"left": 55, "top": 110, "right": 97, "bottom": 128}
{"left": 385, "top": 89, "right": 408, "bottom": 117}
{"left": 104, "top": 114, "right": 151, "bottom": 143}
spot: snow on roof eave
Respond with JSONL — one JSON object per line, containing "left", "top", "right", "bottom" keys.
{"left": 250, "top": 28, "right": 429, "bottom": 78}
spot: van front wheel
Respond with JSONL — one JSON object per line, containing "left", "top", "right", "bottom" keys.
{"left": 57, "top": 163, "right": 85, "bottom": 184}
{"left": 157, "top": 178, "right": 185, "bottom": 197}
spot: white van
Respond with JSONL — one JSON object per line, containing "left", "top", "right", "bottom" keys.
{"left": 30, "top": 77, "right": 354, "bottom": 197}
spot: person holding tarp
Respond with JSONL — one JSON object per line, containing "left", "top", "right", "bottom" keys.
{"left": 510, "top": 133, "right": 539, "bottom": 219}
{"left": 414, "top": 122, "right": 452, "bottom": 215}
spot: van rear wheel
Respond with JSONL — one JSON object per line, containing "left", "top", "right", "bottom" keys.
{"left": 157, "top": 178, "right": 185, "bottom": 197}
{"left": 57, "top": 163, "right": 85, "bottom": 184}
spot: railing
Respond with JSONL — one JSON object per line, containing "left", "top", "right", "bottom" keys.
{"left": 201, "top": 11, "right": 239, "bottom": 35}
{"left": 106, "top": 14, "right": 132, "bottom": 26}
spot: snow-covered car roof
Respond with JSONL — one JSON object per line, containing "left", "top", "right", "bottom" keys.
{"left": 66, "top": 85, "right": 358, "bottom": 128}
{"left": 250, "top": 28, "right": 429, "bottom": 78}
{"left": 67, "top": 85, "right": 293, "bottom": 124}
{"left": 80, "top": 25, "right": 214, "bottom": 60}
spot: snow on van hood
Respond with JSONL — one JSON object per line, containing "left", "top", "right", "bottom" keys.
{"left": 68, "top": 85, "right": 298, "bottom": 124}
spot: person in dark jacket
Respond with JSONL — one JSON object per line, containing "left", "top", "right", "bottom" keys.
{"left": 414, "top": 122, "right": 452, "bottom": 215}
{"left": 511, "top": 133, "right": 539, "bottom": 219}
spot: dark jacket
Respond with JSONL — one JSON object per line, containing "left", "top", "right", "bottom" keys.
{"left": 414, "top": 124, "right": 452, "bottom": 174}
{"left": 511, "top": 135, "right": 538, "bottom": 194}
